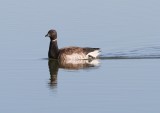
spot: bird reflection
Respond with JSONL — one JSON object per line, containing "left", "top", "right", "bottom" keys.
{"left": 48, "top": 59, "right": 100, "bottom": 89}
{"left": 48, "top": 59, "right": 59, "bottom": 89}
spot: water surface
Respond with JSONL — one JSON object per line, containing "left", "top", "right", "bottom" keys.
{"left": 0, "top": 0, "right": 160, "bottom": 113}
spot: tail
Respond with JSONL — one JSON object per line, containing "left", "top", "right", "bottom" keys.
{"left": 86, "top": 49, "right": 101, "bottom": 59}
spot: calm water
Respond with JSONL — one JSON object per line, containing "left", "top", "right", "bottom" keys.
{"left": 0, "top": 0, "right": 160, "bottom": 113}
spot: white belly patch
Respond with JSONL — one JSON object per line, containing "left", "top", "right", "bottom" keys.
{"left": 66, "top": 53, "right": 86, "bottom": 60}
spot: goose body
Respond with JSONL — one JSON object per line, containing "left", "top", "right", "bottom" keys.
{"left": 45, "top": 29, "right": 100, "bottom": 60}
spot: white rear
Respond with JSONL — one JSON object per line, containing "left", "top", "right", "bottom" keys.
{"left": 86, "top": 50, "right": 100, "bottom": 59}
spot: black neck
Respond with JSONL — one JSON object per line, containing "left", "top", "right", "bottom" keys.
{"left": 48, "top": 40, "right": 59, "bottom": 59}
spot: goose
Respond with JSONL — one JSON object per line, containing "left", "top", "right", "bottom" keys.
{"left": 45, "top": 29, "right": 100, "bottom": 60}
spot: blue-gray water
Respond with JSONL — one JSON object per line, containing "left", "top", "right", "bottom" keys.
{"left": 0, "top": 0, "right": 160, "bottom": 113}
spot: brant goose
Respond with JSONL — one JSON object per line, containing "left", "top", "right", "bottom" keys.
{"left": 45, "top": 29, "right": 100, "bottom": 60}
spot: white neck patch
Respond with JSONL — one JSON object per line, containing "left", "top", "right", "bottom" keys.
{"left": 52, "top": 39, "right": 57, "bottom": 42}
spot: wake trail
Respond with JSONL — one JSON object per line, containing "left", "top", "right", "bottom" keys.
{"left": 100, "top": 46, "right": 160, "bottom": 59}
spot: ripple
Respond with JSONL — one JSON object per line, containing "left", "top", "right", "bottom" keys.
{"left": 101, "top": 46, "right": 160, "bottom": 59}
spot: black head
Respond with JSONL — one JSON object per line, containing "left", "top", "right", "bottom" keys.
{"left": 45, "top": 29, "right": 57, "bottom": 40}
